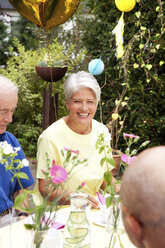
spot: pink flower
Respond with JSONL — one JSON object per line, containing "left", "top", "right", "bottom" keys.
{"left": 121, "top": 154, "right": 137, "bottom": 165}
{"left": 64, "top": 147, "right": 79, "bottom": 155}
{"left": 50, "top": 165, "right": 68, "bottom": 184}
{"left": 41, "top": 215, "right": 51, "bottom": 226}
{"left": 123, "top": 133, "right": 139, "bottom": 139}
{"left": 52, "top": 159, "right": 56, "bottom": 165}
{"left": 41, "top": 216, "right": 65, "bottom": 230}
{"left": 51, "top": 222, "right": 65, "bottom": 230}
{"left": 81, "top": 182, "right": 86, "bottom": 187}
{"left": 96, "top": 192, "right": 105, "bottom": 205}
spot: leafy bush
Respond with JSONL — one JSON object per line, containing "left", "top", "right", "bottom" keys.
{"left": 78, "top": 0, "right": 165, "bottom": 149}
{"left": 0, "top": 37, "right": 87, "bottom": 157}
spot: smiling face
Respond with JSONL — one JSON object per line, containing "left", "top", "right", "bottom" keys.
{"left": 0, "top": 90, "right": 18, "bottom": 134}
{"left": 65, "top": 87, "right": 97, "bottom": 134}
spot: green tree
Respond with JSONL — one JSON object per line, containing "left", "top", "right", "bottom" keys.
{"left": 10, "top": 16, "right": 40, "bottom": 50}
{"left": 0, "top": 21, "right": 12, "bottom": 66}
{"left": 78, "top": 0, "right": 165, "bottom": 149}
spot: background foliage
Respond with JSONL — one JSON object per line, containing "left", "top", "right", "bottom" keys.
{"left": 0, "top": 37, "right": 87, "bottom": 157}
{"left": 0, "top": 0, "right": 164, "bottom": 157}
{"left": 78, "top": 0, "right": 165, "bottom": 149}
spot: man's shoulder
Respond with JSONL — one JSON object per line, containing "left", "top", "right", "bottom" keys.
{"left": 2, "top": 131, "right": 19, "bottom": 144}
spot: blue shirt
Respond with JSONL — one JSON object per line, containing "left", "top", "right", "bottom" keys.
{"left": 0, "top": 131, "right": 34, "bottom": 213}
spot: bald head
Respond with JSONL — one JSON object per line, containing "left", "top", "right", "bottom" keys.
{"left": 121, "top": 146, "right": 165, "bottom": 247}
{"left": 0, "top": 75, "right": 18, "bottom": 98}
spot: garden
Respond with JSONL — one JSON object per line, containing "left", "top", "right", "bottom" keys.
{"left": 0, "top": 0, "right": 165, "bottom": 247}
{"left": 0, "top": 0, "right": 164, "bottom": 158}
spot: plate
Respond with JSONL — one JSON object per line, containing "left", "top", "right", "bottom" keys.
{"left": 91, "top": 211, "right": 107, "bottom": 227}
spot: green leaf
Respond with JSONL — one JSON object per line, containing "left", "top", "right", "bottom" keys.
{"left": 156, "top": 6, "right": 160, "bottom": 12}
{"left": 24, "top": 224, "right": 36, "bottom": 230}
{"left": 124, "top": 96, "right": 129, "bottom": 101}
{"left": 131, "top": 149, "right": 137, "bottom": 156}
{"left": 115, "top": 99, "right": 120, "bottom": 106}
{"left": 150, "top": 48, "right": 156, "bottom": 53}
{"left": 105, "top": 196, "right": 113, "bottom": 208}
{"left": 99, "top": 146, "right": 105, "bottom": 154}
{"left": 146, "top": 64, "right": 152, "bottom": 70}
{"left": 139, "top": 44, "right": 144, "bottom": 49}
{"left": 140, "top": 26, "right": 146, "bottom": 31}
{"left": 135, "top": 11, "right": 141, "bottom": 19}
{"left": 105, "top": 185, "right": 113, "bottom": 193}
{"left": 14, "top": 193, "right": 26, "bottom": 208}
{"left": 15, "top": 172, "right": 29, "bottom": 180}
{"left": 159, "top": 61, "right": 164, "bottom": 66}
{"left": 100, "top": 157, "right": 106, "bottom": 167}
{"left": 105, "top": 157, "right": 116, "bottom": 167}
{"left": 104, "top": 171, "right": 112, "bottom": 184}
{"left": 121, "top": 101, "right": 127, "bottom": 107}
{"left": 121, "top": 82, "right": 127, "bottom": 86}
{"left": 133, "top": 63, "right": 139, "bottom": 69}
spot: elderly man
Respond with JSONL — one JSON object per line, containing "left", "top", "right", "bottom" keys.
{"left": 121, "top": 146, "right": 165, "bottom": 248}
{"left": 0, "top": 75, "right": 34, "bottom": 223}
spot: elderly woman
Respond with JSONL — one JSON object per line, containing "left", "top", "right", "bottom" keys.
{"left": 37, "top": 71, "right": 112, "bottom": 207}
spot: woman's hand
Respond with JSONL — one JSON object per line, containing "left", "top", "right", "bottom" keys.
{"left": 88, "top": 194, "right": 99, "bottom": 209}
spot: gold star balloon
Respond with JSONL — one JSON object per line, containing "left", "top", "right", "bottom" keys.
{"left": 9, "top": 0, "right": 80, "bottom": 31}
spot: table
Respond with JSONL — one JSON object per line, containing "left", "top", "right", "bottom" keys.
{"left": 0, "top": 207, "right": 135, "bottom": 248}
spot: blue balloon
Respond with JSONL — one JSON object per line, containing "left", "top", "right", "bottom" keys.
{"left": 88, "top": 58, "right": 105, "bottom": 75}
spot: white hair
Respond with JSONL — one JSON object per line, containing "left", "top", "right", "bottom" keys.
{"left": 64, "top": 71, "right": 101, "bottom": 103}
{"left": 0, "top": 75, "right": 18, "bottom": 95}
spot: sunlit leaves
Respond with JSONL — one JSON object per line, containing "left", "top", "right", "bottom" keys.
{"left": 133, "top": 63, "right": 139, "bottom": 69}
{"left": 146, "top": 64, "right": 152, "bottom": 70}
{"left": 159, "top": 61, "right": 164, "bottom": 66}
{"left": 135, "top": 11, "right": 141, "bottom": 19}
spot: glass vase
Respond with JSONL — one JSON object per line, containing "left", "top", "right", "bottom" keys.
{"left": 28, "top": 229, "right": 48, "bottom": 248}
{"left": 104, "top": 195, "right": 131, "bottom": 248}
{"left": 63, "top": 192, "right": 91, "bottom": 248}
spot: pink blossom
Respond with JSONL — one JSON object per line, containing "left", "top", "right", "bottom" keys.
{"left": 81, "top": 182, "right": 86, "bottom": 187}
{"left": 121, "top": 154, "right": 137, "bottom": 165}
{"left": 50, "top": 165, "right": 68, "bottom": 184}
{"left": 96, "top": 192, "right": 105, "bottom": 205}
{"left": 123, "top": 133, "right": 139, "bottom": 139}
{"left": 41, "top": 215, "right": 51, "bottom": 226}
{"left": 63, "top": 147, "right": 79, "bottom": 155}
{"left": 52, "top": 159, "right": 56, "bottom": 165}
{"left": 41, "top": 216, "right": 65, "bottom": 229}
{"left": 51, "top": 222, "right": 65, "bottom": 230}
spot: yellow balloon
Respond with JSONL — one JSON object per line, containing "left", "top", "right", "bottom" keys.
{"left": 115, "top": 0, "right": 136, "bottom": 12}
{"left": 9, "top": 0, "right": 80, "bottom": 31}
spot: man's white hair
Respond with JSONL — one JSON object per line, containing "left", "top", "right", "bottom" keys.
{"left": 0, "top": 75, "right": 18, "bottom": 94}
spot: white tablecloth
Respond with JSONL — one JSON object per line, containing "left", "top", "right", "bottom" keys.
{"left": 0, "top": 207, "right": 136, "bottom": 248}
